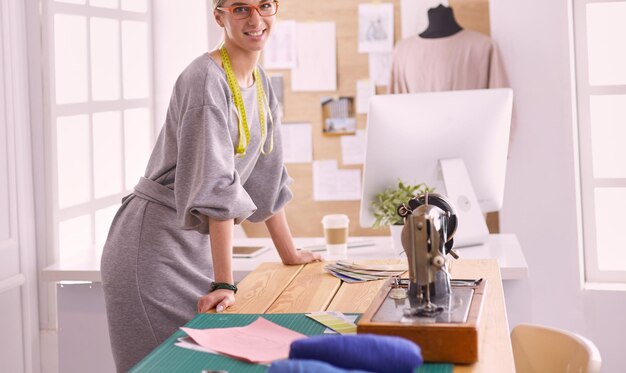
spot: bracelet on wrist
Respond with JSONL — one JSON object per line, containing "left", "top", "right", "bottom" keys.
{"left": 210, "top": 282, "right": 238, "bottom": 294}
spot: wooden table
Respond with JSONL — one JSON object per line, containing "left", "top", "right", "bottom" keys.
{"left": 225, "top": 258, "right": 515, "bottom": 372}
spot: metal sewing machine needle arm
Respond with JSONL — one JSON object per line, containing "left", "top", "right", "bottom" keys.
{"left": 397, "top": 192, "right": 458, "bottom": 316}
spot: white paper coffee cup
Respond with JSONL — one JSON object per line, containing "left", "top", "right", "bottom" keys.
{"left": 322, "top": 214, "right": 349, "bottom": 260}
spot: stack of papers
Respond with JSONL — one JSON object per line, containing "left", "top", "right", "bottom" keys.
{"left": 324, "top": 261, "right": 407, "bottom": 283}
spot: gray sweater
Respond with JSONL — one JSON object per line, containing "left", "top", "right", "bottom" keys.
{"left": 146, "top": 53, "right": 292, "bottom": 232}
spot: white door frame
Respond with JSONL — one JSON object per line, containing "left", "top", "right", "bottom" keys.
{"left": 1, "top": 0, "right": 41, "bottom": 372}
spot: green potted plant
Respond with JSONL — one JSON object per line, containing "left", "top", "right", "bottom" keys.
{"left": 371, "top": 179, "right": 433, "bottom": 255}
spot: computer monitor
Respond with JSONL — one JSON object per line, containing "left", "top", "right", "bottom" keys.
{"left": 359, "top": 88, "right": 513, "bottom": 247}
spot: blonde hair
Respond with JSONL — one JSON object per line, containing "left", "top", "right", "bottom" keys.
{"left": 212, "top": 0, "right": 226, "bottom": 9}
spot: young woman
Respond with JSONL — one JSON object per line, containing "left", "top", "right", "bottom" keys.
{"left": 100, "top": 0, "right": 320, "bottom": 370}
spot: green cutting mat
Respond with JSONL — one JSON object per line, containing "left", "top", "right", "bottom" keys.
{"left": 130, "top": 313, "right": 453, "bottom": 373}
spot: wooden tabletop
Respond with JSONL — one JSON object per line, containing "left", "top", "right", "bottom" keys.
{"left": 224, "top": 259, "right": 515, "bottom": 372}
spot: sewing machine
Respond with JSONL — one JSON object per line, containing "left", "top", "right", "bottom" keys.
{"left": 357, "top": 193, "right": 486, "bottom": 363}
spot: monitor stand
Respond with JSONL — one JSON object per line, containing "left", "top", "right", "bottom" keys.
{"left": 439, "top": 158, "right": 490, "bottom": 248}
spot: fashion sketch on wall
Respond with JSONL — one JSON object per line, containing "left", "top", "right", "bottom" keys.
{"left": 358, "top": 3, "right": 394, "bottom": 53}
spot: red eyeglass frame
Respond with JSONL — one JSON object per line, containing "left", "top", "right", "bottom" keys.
{"left": 217, "top": 1, "right": 280, "bottom": 19}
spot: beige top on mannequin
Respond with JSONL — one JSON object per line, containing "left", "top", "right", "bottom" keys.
{"left": 389, "top": 29, "right": 509, "bottom": 93}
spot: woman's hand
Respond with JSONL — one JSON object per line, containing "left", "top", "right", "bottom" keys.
{"left": 197, "top": 289, "right": 236, "bottom": 313}
{"left": 265, "top": 209, "right": 323, "bottom": 265}
{"left": 282, "top": 249, "right": 322, "bottom": 265}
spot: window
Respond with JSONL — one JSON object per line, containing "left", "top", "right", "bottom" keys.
{"left": 43, "top": 0, "right": 154, "bottom": 262}
{"left": 572, "top": 0, "right": 626, "bottom": 282}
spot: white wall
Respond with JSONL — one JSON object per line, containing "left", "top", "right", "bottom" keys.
{"left": 492, "top": 1, "right": 626, "bottom": 372}
{"left": 152, "top": 0, "right": 209, "bottom": 128}
{"left": 206, "top": 2, "right": 223, "bottom": 52}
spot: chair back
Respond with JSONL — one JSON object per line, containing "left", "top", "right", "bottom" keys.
{"left": 511, "top": 323, "right": 601, "bottom": 373}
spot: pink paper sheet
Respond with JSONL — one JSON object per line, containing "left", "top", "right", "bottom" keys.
{"left": 181, "top": 317, "right": 306, "bottom": 364}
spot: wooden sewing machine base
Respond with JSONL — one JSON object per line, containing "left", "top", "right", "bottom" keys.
{"left": 357, "top": 279, "right": 486, "bottom": 364}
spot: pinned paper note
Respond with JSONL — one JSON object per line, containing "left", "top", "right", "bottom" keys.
{"left": 341, "top": 129, "right": 367, "bottom": 165}
{"left": 282, "top": 123, "right": 313, "bottom": 163}
{"left": 292, "top": 22, "right": 337, "bottom": 91}
{"left": 356, "top": 80, "right": 376, "bottom": 114}
{"left": 263, "top": 20, "right": 297, "bottom": 69}
{"left": 312, "top": 160, "right": 362, "bottom": 201}
{"left": 358, "top": 3, "right": 395, "bottom": 53}
{"left": 368, "top": 52, "right": 393, "bottom": 87}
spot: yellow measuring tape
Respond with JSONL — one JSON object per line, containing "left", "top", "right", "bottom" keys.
{"left": 220, "top": 47, "right": 274, "bottom": 156}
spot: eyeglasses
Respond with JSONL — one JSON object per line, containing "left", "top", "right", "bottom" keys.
{"left": 217, "top": 1, "right": 279, "bottom": 20}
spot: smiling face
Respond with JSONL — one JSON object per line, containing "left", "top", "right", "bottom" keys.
{"left": 213, "top": 0, "right": 277, "bottom": 54}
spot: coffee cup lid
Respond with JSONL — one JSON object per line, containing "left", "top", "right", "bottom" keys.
{"left": 321, "top": 214, "right": 350, "bottom": 228}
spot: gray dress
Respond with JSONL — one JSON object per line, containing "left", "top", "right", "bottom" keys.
{"left": 100, "top": 53, "right": 292, "bottom": 372}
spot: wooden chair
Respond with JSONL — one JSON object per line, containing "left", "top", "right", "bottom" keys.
{"left": 511, "top": 323, "right": 602, "bottom": 373}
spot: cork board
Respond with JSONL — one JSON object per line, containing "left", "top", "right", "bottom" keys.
{"left": 243, "top": 0, "right": 492, "bottom": 238}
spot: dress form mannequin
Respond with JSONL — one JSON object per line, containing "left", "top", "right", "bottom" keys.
{"left": 419, "top": 4, "right": 463, "bottom": 38}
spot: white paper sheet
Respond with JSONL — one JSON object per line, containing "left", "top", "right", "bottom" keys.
{"left": 358, "top": 3, "right": 395, "bottom": 53}
{"left": 368, "top": 52, "right": 393, "bottom": 87}
{"left": 281, "top": 122, "right": 313, "bottom": 164}
{"left": 313, "top": 160, "right": 361, "bottom": 201}
{"left": 356, "top": 80, "right": 376, "bottom": 114}
{"left": 401, "top": 0, "right": 450, "bottom": 39}
{"left": 341, "top": 129, "right": 367, "bottom": 165}
{"left": 292, "top": 22, "right": 337, "bottom": 91}
{"left": 263, "top": 20, "right": 297, "bottom": 69}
